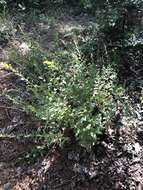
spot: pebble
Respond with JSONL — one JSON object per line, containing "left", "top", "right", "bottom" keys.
{"left": 0, "top": 162, "right": 7, "bottom": 170}
{"left": 3, "top": 183, "right": 11, "bottom": 190}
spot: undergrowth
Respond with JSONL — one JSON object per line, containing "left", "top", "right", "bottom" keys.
{"left": 4, "top": 44, "right": 125, "bottom": 148}
{"left": 2, "top": 0, "right": 142, "bottom": 149}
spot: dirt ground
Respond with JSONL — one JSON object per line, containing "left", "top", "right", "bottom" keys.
{"left": 0, "top": 9, "right": 143, "bottom": 190}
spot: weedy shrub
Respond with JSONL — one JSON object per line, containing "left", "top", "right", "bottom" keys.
{"left": 0, "top": 12, "right": 16, "bottom": 44}
{"left": 7, "top": 45, "right": 125, "bottom": 148}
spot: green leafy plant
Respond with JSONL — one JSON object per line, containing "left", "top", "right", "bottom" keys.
{"left": 7, "top": 45, "right": 125, "bottom": 148}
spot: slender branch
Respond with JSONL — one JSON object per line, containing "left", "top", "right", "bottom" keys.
{"left": 0, "top": 105, "right": 22, "bottom": 111}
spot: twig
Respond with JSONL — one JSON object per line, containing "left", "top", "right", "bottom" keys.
{"left": 54, "top": 175, "right": 78, "bottom": 189}
{"left": 5, "top": 108, "right": 13, "bottom": 120}
{"left": 0, "top": 73, "right": 15, "bottom": 80}
{"left": 0, "top": 133, "right": 50, "bottom": 139}
{"left": 0, "top": 105, "right": 22, "bottom": 111}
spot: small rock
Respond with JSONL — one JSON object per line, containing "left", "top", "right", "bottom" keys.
{"left": 123, "top": 143, "right": 133, "bottom": 153}
{"left": 0, "top": 162, "right": 7, "bottom": 170}
{"left": 68, "top": 151, "right": 80, "bottom": 161}
{"left": 132, "top": 157, "right": 140, "bottom": 164}
{"left": 18, "top": 42, "right": 30, "bottom": 56}
{"left": 73, "top": 163, "right": 88, "bottom": 175}
{"left": 16, "top": 167, "right": 23, "bottom": 176}
{"left": 3, "top": 183, "right": 11, "bottom": 190}
{"left": 89, "top": 171, "right": 97, "bottom": 179}
{"left": 134, "top": 143, "right": 141, "bottom": 154}
{"left": 108, "top": 128, "right": 114, "bottom": 135}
